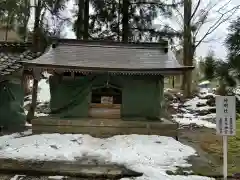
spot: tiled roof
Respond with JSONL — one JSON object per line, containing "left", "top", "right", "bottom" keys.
{"left": 22, "top": 39, "right": 194, "bottom": 74}
{"left": 0, "top": 42, "right": 42, "bottom": 76}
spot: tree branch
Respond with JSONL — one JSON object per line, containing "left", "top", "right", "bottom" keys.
{"left": 216, "top": 0, "right": 232, "bottom": 14}
{"left": 191, "top": 0, "right": 201, "bottom": 20}
{"left": 44, "top": 5, "right": 72, "bottom": 24}
{"left": 195, "top": 4, "right": 240, "bottom": 48}
{"left": 154, "top": 19, "right": 180, "bottom": 33}
{"left": 174, "top": 7, "right": 184, "bottom": 21}
{"left": 195, "top": 37, "right": 220, "bottom": 44}
{"left": 130, "top": 0, "right": 183, "bottom": 7}
{"left": 192, "top": 0, "right": 230, "bottom": 39}
{"left": 191, "top": 0, "right": 219, "bottom": 25}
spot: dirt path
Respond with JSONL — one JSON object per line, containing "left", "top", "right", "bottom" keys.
{"left": 178, "top": 127, "right": 222, "bottom": 176}
{"left": 176, "top": 126, "right": 240, "bottom": 179}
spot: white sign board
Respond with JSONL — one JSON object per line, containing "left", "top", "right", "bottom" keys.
{"left": 101, "top": 96, "right": 113, "bottom": 104}
{"left": 216, "top": 96, "right": 236, "bottom": 136}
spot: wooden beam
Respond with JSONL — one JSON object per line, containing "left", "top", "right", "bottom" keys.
{"left": 90, "top": 103, "right": 121, "bottom": 108}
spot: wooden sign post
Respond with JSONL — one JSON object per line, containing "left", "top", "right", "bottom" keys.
{"left": 216, "top": 96, "right": 236, "bottom": 180}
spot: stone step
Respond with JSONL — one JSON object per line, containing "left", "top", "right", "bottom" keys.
{"left": 0, "top": 158, "right": 142, "bottom": 179}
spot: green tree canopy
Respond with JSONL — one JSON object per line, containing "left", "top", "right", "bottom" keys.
{"left": 200, "top": 17, "right": 240, "bottom": 95}
{"left": 73, "top": 0, "right": 181, "bottom": 41}
{"left": 226, "top": 17, "right": 240, "bottom": 80}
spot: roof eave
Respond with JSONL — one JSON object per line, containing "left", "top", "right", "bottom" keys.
{"left": 21, "top": 63, "right": 194, "bottom": 75}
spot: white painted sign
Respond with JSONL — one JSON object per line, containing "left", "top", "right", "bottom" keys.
{"left": 216, "top": 96, "right": 236, "bottom": 136}
{"left": 216, "top": 96, "right": 236, "bottom": 180}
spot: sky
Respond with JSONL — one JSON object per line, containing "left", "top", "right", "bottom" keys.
{"left": 154, "top": 0, "right": 240, "bottom": 59}
{"left": 29, "top": 0, "right": 240, "bottom": 60}
{"left": 194, "top": 0, "right": 240, "bottom": 59}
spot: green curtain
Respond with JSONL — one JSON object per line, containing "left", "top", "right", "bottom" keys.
{"left": 0, "top": 81, "right": 25, "bottom": 127}
{"left": 49, "top": 74, "right": 163, "bottom": 120}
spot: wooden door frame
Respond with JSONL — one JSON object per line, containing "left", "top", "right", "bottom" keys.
{"left": 88, "top": 84, "right": 122, "bottom": 118}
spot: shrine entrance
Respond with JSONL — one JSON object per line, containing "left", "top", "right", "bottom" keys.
{"left": 89, "top": 85, "right": 122, "bottom": 119}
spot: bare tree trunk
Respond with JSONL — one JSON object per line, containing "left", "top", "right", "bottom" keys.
{"left": 83, "top": 0, "right": 89, "bottom": 40}
{"left": 23, "top": 19, "right": 29, "bottom": 41}
{"left": 76, "top": 0, "right": 85, "bottom": 39}
{"left": 185, "top": 50, "right": 193, "bottom": 96}
{"left": 32, "top": 0, "right": 41, "bottom": 50}
{"left": 5, "top": 29, "right": 8, "bottom": 41}
{"left": 172, "top": 76, "right": 175, "bottom": 88}
{"left": 26, "top": 79, "right": 38, "bottom": 123}
{"left": 5, "top": 14, "right": 10, "bottom": 41}
{"left": 122, "top": 0, "right": 129, "bottom": 42}
{"left": 23, "top": 0, "right": 30, "bottom": 41}
{"left": 182, "top": 0, "right": 192, "bottom": 97}
{"left": 21, "top": 0, "right": 31, "bottom": 97}
{"left": 117, "top": 0, "right": 121, "bottom": 41}
{"left": 22, "top": 75, "right": 30, "bottom": 95}
{"left": 26, "top": 0, "right": 42, "bottom": 122}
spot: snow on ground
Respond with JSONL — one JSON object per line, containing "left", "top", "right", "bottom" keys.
{"left": 18, "top": 76, "right": 216, "bottom": 179}
{"left": 172, "top": 113, "right": 216, "bottom": 129}
{"left": 0, "top": 133, "right": 213, "bottom": 180}
{"left": 28, "top": 75, "right": 50, "bottom": 103}
{"left": 24, "top": 73, "right": 50, "bottom": 117}
{"left": 169, "top": 88, "right": 217, "bottom": 128}
{"left": 38, "top": 79, "right": 50, "bottom": 103}
{"left": 198, "top": 88, "right": 216, "bottom": 98}
{"left": 38, "top": 72, "right": 51, "bottom": 103}
{"left": 184, "top": 97, "right": 208, "bottom": 110}
{"left": 198, "top": 80, "right": 210, "bottom": 86}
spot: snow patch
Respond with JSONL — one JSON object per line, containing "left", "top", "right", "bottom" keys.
{"left": 29, "top": 78, "right": 50, "bottom": 103}
{"left": 184, "top": 97, "right": 208, "bottom": 110}
{"left": 198, "top": 80, "right": 210, "bottom": 86}
{"left": 48, "top": 176, "right": 65, "bottom": 180}
{"left": 24, "top": 74, "right": 50, "bottom": 119}
{"left": 173, "top": 114, "right": 216, "bottom": 128}
{"left": 0, "top": 133, "right": 213, "bottom": 180}
{"left": 38, "top": 79, "right": 50, "bottom": 103}
{"left": 10, "top": 175, "right": 25, "bottom": 180}
{"left": 171, "top": 88, "right": 216, "bottom": 128}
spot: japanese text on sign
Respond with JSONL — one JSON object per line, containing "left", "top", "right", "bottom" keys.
{"left": 216, "top": 96, "right": 236, "bottom": 136}
{"left": 223, "top": 98, "right": 228, "bottom": 113}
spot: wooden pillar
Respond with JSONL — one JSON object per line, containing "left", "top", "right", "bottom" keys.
{"left": 21, "top": 69, "right": 32, "bottom": 95}
{"left": 26, "top": 68, "right": 41, "bottom": 123}
{"left": 172, "top": 76, "right": 175, "bottom": 88}
{"left": 20, "top": 69, "right": 24, "bottom": 90}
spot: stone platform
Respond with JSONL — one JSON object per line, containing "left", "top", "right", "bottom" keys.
{"left": 32, "top": 117, "right": 178, "bottom": 138}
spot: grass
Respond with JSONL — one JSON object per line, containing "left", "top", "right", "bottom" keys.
{"left": 169, "top": 119, "right": 240, "bottom": 177}
{"left": 199, "top": 119, "right": 240, "bottom": 175}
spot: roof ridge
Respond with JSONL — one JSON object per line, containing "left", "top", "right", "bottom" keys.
{"left": 57, "top": 43, "right": 166, "bottom": 50}
{"left": 54, "top": 38, "right": 168, "bottom": 48}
